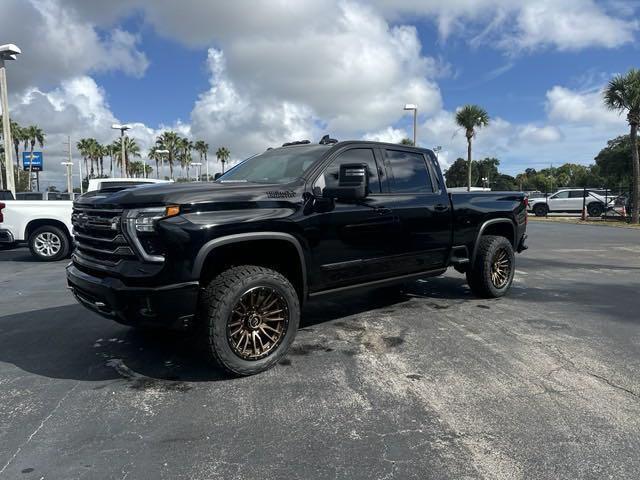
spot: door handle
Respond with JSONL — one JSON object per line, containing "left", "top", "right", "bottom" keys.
{"left": 434, "top": 204, "right": 449, "bottom": 211}
{"left": 375, "top": 207, "right": 392, "bottom": 215}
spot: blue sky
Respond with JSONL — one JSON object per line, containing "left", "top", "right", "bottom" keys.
{"left": 2, "top": 0, "right": 638, "bottom": 187}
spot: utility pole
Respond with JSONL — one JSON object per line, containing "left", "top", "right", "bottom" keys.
{"left": 0, "top": 59, "right": 15, "bottom": 197}
{"left": 62, "top": 135, "right": 73, "bottom": 193}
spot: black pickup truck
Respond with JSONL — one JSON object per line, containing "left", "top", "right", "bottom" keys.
{"left": 67, "top": 139, "right": 528, "bottom": 375}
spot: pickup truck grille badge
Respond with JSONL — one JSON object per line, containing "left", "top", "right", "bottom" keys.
{"left": 72, "top": 207, "right": 135, "bottom": 266}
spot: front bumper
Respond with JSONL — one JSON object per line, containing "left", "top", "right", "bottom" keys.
{"left": 66, "top": 264, "right": 199, "bottom": 329}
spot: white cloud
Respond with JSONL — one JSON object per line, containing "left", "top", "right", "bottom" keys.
{"left": 545, "top": 86, "right": 626, "bottom": 126}
{"left": 0, "top": 0, "right": 148, "bottom": 93}
{"left": 363, "top": 127, "right": 409, "bottom": 144}
{"left": 517, "top": 124, "right": 563, "bottom": 143}
{"left": 371, "top": 0, "right": 637, "bottom": 52}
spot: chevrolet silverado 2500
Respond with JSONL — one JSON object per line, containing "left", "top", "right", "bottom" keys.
{"left": 67, "top": 139, "right": 528, "bottom": 375}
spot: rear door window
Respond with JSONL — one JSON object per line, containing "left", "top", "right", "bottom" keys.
{"left": 384, "top": 150, "right": 433, "bottom": 193}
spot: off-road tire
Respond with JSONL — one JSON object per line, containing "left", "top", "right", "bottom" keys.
{"left": 466, "top": 235, "right": 515, "bottom": 298}
{"left": 533, "top": 203, "right": 548, "bottom": 217}
{"left": 199, "top": 265, "right": 300, "bottom": 376}
{"left": 28, "top": 225, "right": 70, "bottom": 261}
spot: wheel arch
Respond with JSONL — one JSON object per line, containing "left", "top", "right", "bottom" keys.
{"left": 193, "top": 232, "right": 308, "bottom": 301}
{"left": 471, "top": 218, "right": 516, "bottom": 264}
{"left": 25, "top": 219, "right": 72, "bottom": 241}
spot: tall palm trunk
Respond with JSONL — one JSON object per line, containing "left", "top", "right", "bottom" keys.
{"left": 466, "top": 132, "right": 473, "bottom": 192}
{"left": 13, "top": 142, "right": 20, "bottom": 190}
{"left": 630, "top": 121, "right": 640, "bottom": 224}
{"left": 169, "top": 155, "right": 174, "bottom": 179}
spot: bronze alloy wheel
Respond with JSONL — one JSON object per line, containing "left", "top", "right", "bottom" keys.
{"left": 226, "top": 286, "right": 289, "bottom": 361}
{"left": 490, "top": 248, "right": 512, "bottom": 288}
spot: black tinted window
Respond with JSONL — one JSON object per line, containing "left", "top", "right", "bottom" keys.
{"left": 320, "top": 148, "right": 381, "bottom": 194}
{"left": 385, "top": 150, "right": 433, "bottom": 193}
{"left": 568, "top": 191, "right": 585, "bottom": 198}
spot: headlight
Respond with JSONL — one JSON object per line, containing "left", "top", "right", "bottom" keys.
{"left": 124, "top": 206, "right": 180, "bottom": 233}
{"left": 123, "top": 206, "right": 179, "bottom": 262}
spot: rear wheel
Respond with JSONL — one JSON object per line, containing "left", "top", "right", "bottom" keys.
{"left": 587, "top": 202, "right": 604, "bottom": 217}
{"left": 466, "top": 235, "right": 515, "bottom": 298}
{"left": 28, "top": 225, "right": 70, "bottom": 261}
{"left": 199, "top": 265, "right": 300, "bottom": 376}
{"left": 533, "top": 203, "right": 548, "bottom": 217}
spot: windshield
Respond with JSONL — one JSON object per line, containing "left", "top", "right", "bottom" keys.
{"left": 218, "top": 146, "right": 328, "bottom": 184}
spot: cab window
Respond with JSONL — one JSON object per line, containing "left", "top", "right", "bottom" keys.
{"left": 316, "top": 148, "right": 381, "bottom": 194}
{"left": 551, "top": 191, "right": 570, "bottom": 199}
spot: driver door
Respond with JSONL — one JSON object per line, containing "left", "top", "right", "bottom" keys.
{"left": 302, "top": 146, "right": 400, "bottom": 292}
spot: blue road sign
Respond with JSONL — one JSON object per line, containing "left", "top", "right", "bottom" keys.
{"left": 23, "top": 151, "right": 43, "bottom": 172}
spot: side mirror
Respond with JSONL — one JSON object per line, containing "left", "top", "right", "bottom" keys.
{"left": 214, "top": 173, "right": 223, "bottom": 181}
{"left": 322, "top": 163, "right": 368, "bottom": 201}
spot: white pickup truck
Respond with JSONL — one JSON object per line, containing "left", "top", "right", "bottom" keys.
{"left": 0, "top": 178, "right": 170, "bottom": 261}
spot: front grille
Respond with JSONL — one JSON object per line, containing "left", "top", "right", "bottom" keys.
{"left": 72, "top": 207, "right": 136, "bottom": 266}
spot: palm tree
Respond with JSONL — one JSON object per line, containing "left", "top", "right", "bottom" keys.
{"left": 604, "top": 69, "right": 640, "bottom": 224}
{"left": 156, "top": 131, "right": 180, "bottom": 179}
{"left": 148, "top": 147, "right": 162, "bottom": 179}
{"left": 122, "top": 136, "right": 140, "bottom": 177}
{"left": 104, "top": 143, "right": 116, "bottom": 176}
{"left": 180, "top": 138, "right": 193, "bottom": 180}
{"left": 10, "top": 121, "right": 24, "bottom": 189}
{"left": 76, "top": 138, "right": 93, "bottom": 182}
{"left": 455, "top": 105, "right": 489, "bottom": 192}
{"left": 194, "top": 140, "right": 209, "bottom": 180}
{"left": 216, "top": 146, "right": 231, "bottom": 174}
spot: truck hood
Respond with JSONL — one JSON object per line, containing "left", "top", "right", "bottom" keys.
{"left": 75, "top": 181, "right": 304, "bottom": 209}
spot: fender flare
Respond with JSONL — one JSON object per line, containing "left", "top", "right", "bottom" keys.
{"left": 192, "top": 232, "right": 308, "bottom": 298}
{"left": 471, "top": 218, "right": 516, "bottom": 264}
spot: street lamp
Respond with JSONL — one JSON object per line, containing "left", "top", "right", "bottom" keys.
{"left": 155, "top": 149, "right": 169, "bottom": 179}
{"left": 61, "top": 161, "right": 73, "bottom": 193}
{"left": 0, "top": 43, "right": 21, "bottom": 197}
{"left": 432, "top": 145, "right": 442, "bottom": 160}
{"left": 191, "top": 162, "right": 202, "bottom": 181}
{"left": 111, "top": 123, "right": 132, "bottom": 177}
{"left": 404, "top": 104, "right": 417, "bottom": 147}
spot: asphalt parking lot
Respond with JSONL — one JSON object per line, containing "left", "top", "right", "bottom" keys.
{"left": 1, "top": 222, "right": 640, "bottom": 480}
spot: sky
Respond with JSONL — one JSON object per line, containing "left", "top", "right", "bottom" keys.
{"left": 0, "top": 0, "right": 638, "bottom": 190}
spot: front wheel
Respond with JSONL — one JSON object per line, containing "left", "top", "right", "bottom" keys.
{"left": 29, "top": 225, "right": 70, "bottom": 261}
{"left": 199, "top": 265, "right": 300, "bottom": 376}
{"left": 466, "top": 235, "right": 515, "bottom": 298}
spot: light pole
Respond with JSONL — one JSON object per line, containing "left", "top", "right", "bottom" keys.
{"left": 404, "top": 104, "right": 417, "bottom": 146}
{"left": 0, "top": 44, "right": 21, "bottom": 197}
{"left": 155, "top": 149, "right": 169, "bottom": 179}
{"left": 111, "top": 123, "right": 132, "bottom": 177}
{"left": 192, "top": 162, "right": 202, "bottom": 181}
{"left": 432, "top": 145, "right": 442, "bottom": 160}
{"left": 61, "top": 161, "right": 73, "bottom": 193}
